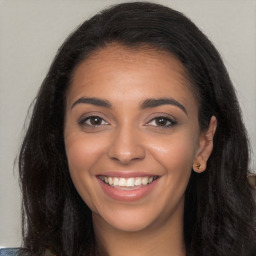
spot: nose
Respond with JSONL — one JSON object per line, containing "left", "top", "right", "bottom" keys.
{"left": 108, "top": 126, "right": 146, "bottom": 164}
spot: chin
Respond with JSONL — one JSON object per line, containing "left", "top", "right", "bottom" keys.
{"left": 109, "top": 217, "right": 153, "bottom": 233}
{"left": 92, "top": 201, "right": 178, "bottom": 233}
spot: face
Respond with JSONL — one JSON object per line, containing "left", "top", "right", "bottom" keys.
{"left": 64, "top": 44, "right": 205, "bottom": 233}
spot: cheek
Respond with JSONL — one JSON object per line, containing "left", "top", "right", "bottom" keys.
{"left": 65, "top": 132, "right": 106, "bottom": 173}
{"left": 149, "top": 132, "right": 198, "bottom": 193}
{"left": 150, "top": 131, "right": 198, "bottom": 169}
{"left": 64, "top": 133, "right": 107, "bottom": 209}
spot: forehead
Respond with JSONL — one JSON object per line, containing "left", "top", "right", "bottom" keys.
{"left": 74, "top": 44, "right": 188, "bottom": 79}
{"left": 85, "top": 44, "right": 180, "bottom": 66}
{"left": 67, "top": 44, "right": 197, "bottom": 112}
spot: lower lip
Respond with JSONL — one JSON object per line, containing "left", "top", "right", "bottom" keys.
{"left": 98, "top": 178, "right": 159, "bottom": 202}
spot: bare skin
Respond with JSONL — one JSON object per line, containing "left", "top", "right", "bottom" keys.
{"left": 64, "top": 44, "right": 216, "bottom": 256}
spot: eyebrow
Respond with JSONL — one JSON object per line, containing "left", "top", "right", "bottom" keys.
{"left": 140, "top": 98, "right": 188, "bottom": 115}
{"left": 71, "top": 97, "right": 112, "bottom": 109}
{"left": 71, "top": 97, "right": 187, "bottom": 115}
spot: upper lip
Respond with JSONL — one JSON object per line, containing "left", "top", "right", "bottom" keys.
{"left": 96, "top": 171, "right": 160, "bottom": 178}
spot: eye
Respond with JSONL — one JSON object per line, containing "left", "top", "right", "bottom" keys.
{"left": 147, "top": 116, "right": 177, "bottom": 128}
{"left": 80, "top": 116, "right": 109, "bottom": 126}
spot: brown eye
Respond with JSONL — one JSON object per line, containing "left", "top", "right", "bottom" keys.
{"left": 155, "top": 117, "right": 169, "bottom": 126}
{"left": 147, "top": 116, "right": 177, "bottom": 128}
{"left": 84, "top": 116, "right": 108, "bottom": 126}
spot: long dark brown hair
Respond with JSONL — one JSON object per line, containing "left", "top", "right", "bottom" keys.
{"left": 19, "top": 2, "right": 256, "bottom": 256}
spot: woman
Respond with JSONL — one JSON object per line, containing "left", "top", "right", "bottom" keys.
{"left": 7, "top": 2, "right": 256, "bottom": 256}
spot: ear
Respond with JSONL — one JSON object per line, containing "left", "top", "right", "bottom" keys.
{"left": 193, "top": 116, "right": 217, "bottom": 173}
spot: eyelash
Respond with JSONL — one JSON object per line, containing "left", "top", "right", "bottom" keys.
{"left": 78, "top": 115, "right": 109, "bottom": 127}
{"left": 146, "top": 116, "right": 177, "bottom": 128}
{"left": 78, "top": 115, "right": 177, "bottom": 129}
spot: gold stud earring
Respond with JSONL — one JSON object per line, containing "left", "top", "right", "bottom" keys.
{"left": 194, "top": 163, "right": 201, "bottom": 170}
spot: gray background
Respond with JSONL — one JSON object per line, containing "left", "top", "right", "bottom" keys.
{"left": 0, "top": 0, "right": 255, "bottom": 248}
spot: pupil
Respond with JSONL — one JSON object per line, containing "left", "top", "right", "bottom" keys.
{"left": 91, "top": 117, "right": 101, "bottom": 125}
{"left": 157, "top": 118, "right": 167, "bottom": 126}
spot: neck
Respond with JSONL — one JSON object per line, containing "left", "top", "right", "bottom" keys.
{"left": 92, "top": 207, "right": 186, "bottom": 256}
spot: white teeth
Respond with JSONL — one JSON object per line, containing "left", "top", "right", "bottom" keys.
{"left": 108, "top": 177, "right": 113, "bottom": 185}
{"left": 135, "top": 177, "right": 142, "bottom": 186}
{"left": 127, "top": 178, "right": 135, "bottom": 187}
{"left": 142, "top": 177, "right": 148, "bottom": 185}
{"left": 119, "top": 178, "right": 126, "bottom": 186}
{"left": 100, "top": 176, "right": 157, "bottom": 187}
{"left": 113, "top": 177, "right": 119, "bottom": 186}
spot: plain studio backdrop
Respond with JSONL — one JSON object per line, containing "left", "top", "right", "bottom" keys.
{"left": 0, "top": 0, "right": 255, "bottom": 248}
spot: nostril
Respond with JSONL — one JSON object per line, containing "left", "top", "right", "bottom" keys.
{"left": 107, "top": 129, "right": 146, "bottom": 163}
{"left": 108, "top": 146, "right": 146, "bottom": 164}
{"left": 109, "top": 153, "right": 144, "bottom": 165}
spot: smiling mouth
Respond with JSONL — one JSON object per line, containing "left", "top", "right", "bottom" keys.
{"left": 98, "top": 176, "right": 159, "bottom": 190}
